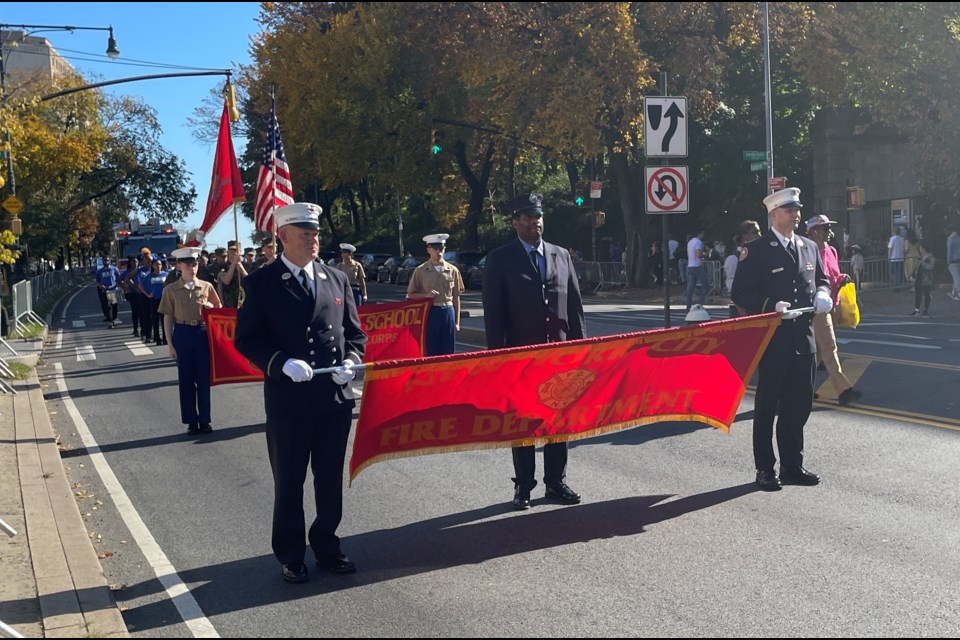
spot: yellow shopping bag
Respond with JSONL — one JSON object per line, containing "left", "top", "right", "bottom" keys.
{"left": 837, "top": 282, "right": 860, "bottom": 329}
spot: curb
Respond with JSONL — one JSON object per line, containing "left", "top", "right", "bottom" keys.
{"left": 13, "top": 371, "right": 129, "bottom": 638}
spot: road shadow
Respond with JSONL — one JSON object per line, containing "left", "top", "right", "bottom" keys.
{"left": 59, "top": 423, "right": 266, "bottom": 458}
{"left": 117, "top": 484, "right": 756, "bottom": 629}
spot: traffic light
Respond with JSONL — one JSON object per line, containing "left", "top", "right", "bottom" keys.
{"left": 846, "top": 186, "right": 866, "bottom": 210}
{"left": 431, "top": 129, "right": 443, "bottom": 155}
{"left": 574, "top": 181, "right": 588, "bottom": 207}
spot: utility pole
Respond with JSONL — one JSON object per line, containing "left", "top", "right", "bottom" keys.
{"left": 763, "top": 2, "right": 775, "bottom": 197}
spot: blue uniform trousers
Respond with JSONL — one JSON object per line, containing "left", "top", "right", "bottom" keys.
{"left": 172, "top": 324, "right": 211, "bottom": 424}
{"left": 351, "top": 285, "right": 363, "bottom": 309}
{"left": 265, "top": 408, "right": 352, "bottom": 565}
{"left": 426, "top": 305, "right": 455, "bottom": 356}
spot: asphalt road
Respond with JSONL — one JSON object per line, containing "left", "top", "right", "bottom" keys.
{"left": 40, "top": 283, "right": 960, "bottom": 637}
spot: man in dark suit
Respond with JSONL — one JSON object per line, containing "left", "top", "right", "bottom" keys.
{"left": 731, "top": 187, "right": 833, "bottom": 492}
{"left": 482, "top": 192, "right": 587, "bottom": 510}
{"left": 235, "top": 202, "right": 367, "bottom": 584}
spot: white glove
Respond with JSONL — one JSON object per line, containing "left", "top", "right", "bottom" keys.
{"left": 282, "top": 359, "right": 314, "bottom": 383}
{"left": 814, "top": 290, "right": 834, "bottom": 314}
{"left": 775, "top": 301, "right": 803, "bottom": 320}
{"left": 331, "top": 358, "right": 357, "bottom": 385}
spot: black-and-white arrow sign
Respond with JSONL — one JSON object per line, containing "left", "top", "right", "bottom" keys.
{"left": 644, "top": 97, "right": 688, "bottom": 158}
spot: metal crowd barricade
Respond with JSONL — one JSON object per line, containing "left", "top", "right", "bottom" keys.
{"left": 1, "top": 517, "right": 26, "bottom": 636}
{"left": 574, "top": 261, "right": 627, "bottom": 293}
{"left": 838, "top": 257, "right": 895, "bottom": 291}
{"left": 703, "top": 261, "right": 724, "bottom": 297}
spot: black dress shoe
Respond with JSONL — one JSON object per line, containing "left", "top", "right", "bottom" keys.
{"left": 199, "top": 423, "right": 213, "bottom": 433}
{"left": 755, "top": 469, "right": 782, "bottom": 491}
{"left": 186, "top": 423, "right": 200, "bottom": 435}
{"left": 282, "top": 562, "right": 309, "bottom": 584}
{"left": 838, "top": 388, "right": 862, "bottom": 406}
{"left": 317, "top": 553, "right": 356, "bottom": 575}
{"left": 780, "top": 466, "right": 820, "bottom": 486}
{"left": 512, "top": 486, "right": 531, "bottom": 510}
{"left": 544, "top": 483, "right": 581, "bottom": 504}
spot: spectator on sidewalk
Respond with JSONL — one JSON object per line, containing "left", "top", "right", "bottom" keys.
{"left": 806, "top": 215, "right": 862, "bottom": 406}
{"left": 904, "top": 228, "right": 920, "bottom": 284}
{"left": 947, "top": 227, "right": 960, "bottom": 300}
{"left": 685, "top": 230, "right": 708, "bottom": 310}
{"left": 850, "top": 244, "right": 864, "bottom": 291}
{"left": 888, "top": 227, "right": 906, "bottom": 290}
{"left": 668, "top": 237, "right": 680, "bottom": 283}
{"left": 911, "top": 243, "right": 936, "bottom": 316}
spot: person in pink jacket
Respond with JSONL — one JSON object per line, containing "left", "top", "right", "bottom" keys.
{"left": 806, "top": 215, "right": 862, "bottom": 406}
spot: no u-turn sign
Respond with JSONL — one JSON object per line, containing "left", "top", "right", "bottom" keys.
{"left": 645, "top": 166, "right": 689, "bottom": 214}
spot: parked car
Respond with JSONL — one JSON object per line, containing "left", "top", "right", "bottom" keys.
{"left": 377, "top": 256, "right": 403, "bottom": 284}
{"left": 465, "top": 255, "right": 486, "bottom": 289}
{"left": 395, "top": 256, "right": 424, "bottom": 287}
{"left": 358, "top": 253, "right": 393, "bottom": 281}
{"left": 443, "top": 250, "right": 485, "bottom": 287}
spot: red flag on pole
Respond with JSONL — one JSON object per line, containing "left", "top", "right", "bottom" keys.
{"left": 195, "top": 102, "right": 245, "bottom": 244}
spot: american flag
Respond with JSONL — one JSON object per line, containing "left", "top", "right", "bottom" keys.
{"left": 254, "top": 98, "right": 294, "bottom": 232}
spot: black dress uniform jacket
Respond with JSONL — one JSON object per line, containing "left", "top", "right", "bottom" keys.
{"left": 730, "top": 229, "right": 829, "bottom": 356}
{"left": 235, "top": 258, "right": 366, "bottom": 414}
{"left": 482, "top": 239, "right": 586, "bottom": 348}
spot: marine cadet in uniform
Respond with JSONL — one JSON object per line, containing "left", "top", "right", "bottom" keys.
{"left": 158, "top": 247, "right": 222, "bottom": 435}
{"left": 406, "top": 233, "right": 465, "bottom": 356}
{"left": 482, "top": 193, "right": 586, "bottom": 509}
{"left": 218, "top": 240, "right": 247, "bottom": 309}
{"left": 730, "top": 187, "right": 833, "bottom": 491}
{"left": 336, "top": 243, "right": 368, "bottom": 308}
{"left": 235, "top": 202, "right": 367, "bottom": 584}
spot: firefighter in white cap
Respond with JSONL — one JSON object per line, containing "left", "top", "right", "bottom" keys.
{"left": 235, "top": 202, "right": 367, "bottom": 583}
{"left": 336, "top": 243, "right": 367, "bottom": 307}
{"left": 406, "top": 233, "right": 464, "bottom": 355}
{"left": 731, "top": 187, "right": 833, "bottom": 492}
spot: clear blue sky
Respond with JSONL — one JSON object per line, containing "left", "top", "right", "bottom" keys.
{"left": 2, "top": 2, "right": 261, "bottom": 249}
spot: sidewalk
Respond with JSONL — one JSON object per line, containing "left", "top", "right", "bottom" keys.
{"left": 0, "top": 329, "right": 128, "bottom": 638}
{"left": 586, "top": 282, "right": 960, "bottom": 318}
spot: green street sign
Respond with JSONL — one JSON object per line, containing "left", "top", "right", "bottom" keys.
{"left": 750, "top": 161, "right": 768, "bottom": 172}
{"left": 743, "top": 150, "right": 766, "bottom": 161}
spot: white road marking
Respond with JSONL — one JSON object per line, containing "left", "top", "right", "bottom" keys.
{"left": 835, "top": 338, "right": 940, "bottom": 350}
{"left": 72, "top": 320, "right": 86, "bottom": 328}
{"left": 79, "top": 313, "right": 105, "bottom": 319}
{"left": 55, "top": 329, "right": 63, "bottom": 351}
{"left": 75, "top": 345, "right": 96, "bottom": 361}
{"left": 52, "top": 362, "right": 219, "bottom": 638}
{"left": 60, "top": 287, "right": 86, "bottom": 322}
{"left": 125, "top": 341, "right": 155, "bottom": 357}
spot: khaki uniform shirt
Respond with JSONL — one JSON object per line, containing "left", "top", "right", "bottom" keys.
{"left": 158, "top": 279, "right": 215, "bottom": 324}
{"left": 337, "top": 261, "right": 366, "bottom": 287}
{"left": 407, "top": 259, "right": 464, "bottom": 306}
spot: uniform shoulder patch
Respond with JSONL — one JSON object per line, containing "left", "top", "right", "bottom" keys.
{"left": 739, "top": 246, "right": 749, "bottom": 261}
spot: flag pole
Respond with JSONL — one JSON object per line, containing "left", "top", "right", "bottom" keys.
{"left": 270, "top": 85, "right": 278, "bottom": 242}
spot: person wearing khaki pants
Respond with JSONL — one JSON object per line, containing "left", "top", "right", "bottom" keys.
{"left": 806, "top": 215, "right": 862, "bottom": 406}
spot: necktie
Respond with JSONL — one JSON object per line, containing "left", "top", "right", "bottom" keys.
{"left": 529, "top": 249, "right": 543, "bottom": 282}
{"left": 787, "top": 240, "right": 798, "bottom": 263}
{"left": 299, "top": 270, "right": 313, "bottom": 298}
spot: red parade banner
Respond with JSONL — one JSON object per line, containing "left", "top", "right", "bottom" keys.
{"left": 349, "top": 314, "right": 781, "bottom": 481}
{"left": 204, "top": 298, "right": 432, "bottom": 385}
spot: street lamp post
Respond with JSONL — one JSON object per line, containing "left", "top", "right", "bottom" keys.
{"left": 0, "top": 23, "right": 119, "bottom": 197}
